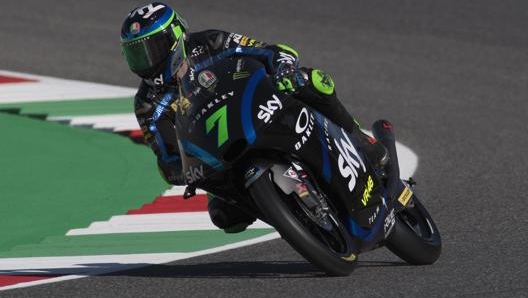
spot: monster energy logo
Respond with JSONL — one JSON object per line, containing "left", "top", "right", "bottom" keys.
{"left": 233, "top": 71, "right": 251, "bottom": 80}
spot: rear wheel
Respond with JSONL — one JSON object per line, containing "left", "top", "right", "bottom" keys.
{"left": 248, "top": 171, "right": 357, "bottom": 276}
{"left": 386, "top": 195, "right": 441, "bottom": 264}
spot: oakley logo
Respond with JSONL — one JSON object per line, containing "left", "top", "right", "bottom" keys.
{"left": 294, "top": 108, "right": 315, "bottom": 151}
{"left": 129, "top": 3, "right": 165, "bottom": 19}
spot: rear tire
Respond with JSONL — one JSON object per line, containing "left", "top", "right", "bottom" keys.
{"left": 248, "top": 172, "right": 357, "bottom": 276}
{"left": 386, "top": 195, "right": 441, "bottom": 264}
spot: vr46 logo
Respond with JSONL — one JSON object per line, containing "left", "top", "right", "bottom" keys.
{"left": 362, "top": 175, "right": 374, "bottom": 206}
{"left": 334, "top": 129, "right": 366, "bottom": 192}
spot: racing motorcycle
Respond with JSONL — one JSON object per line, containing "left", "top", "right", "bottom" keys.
{"left": 174, "top": 56, "right": 441, "bottom": 276}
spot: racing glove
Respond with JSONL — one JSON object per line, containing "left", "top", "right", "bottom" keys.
{"left": 273, "top": 63, "right": 306, "bottom": 94}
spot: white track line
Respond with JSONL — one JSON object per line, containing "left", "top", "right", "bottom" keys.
{"left": 0, "top": 70, "right": 135, "bottom": 103}
{"left": 0, "top": 232, "right": 281, "bottom": 291}
{"left": 48, "top": 114, "right": 139, "bottom": 131}
{"left": 67, "top": 212, "right": 272, "bottom": 235}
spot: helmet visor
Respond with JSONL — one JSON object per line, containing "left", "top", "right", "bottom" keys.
{"left": 121, "top": 29, "right": 177, "bottom": 77}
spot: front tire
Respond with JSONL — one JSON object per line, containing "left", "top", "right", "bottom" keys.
{"left": 385, "top": 195, "right": 441, "bottom": 264}
{"left": 248, "top": 172, "right": 357, "bottom": 276}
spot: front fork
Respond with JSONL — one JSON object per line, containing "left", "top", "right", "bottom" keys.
{"left": 393, "top": 178, "right": 417, "bottom": 211}
{"left": 244, "top": 159, "right": 340, "bottom": 230}
{"left": 288, "top": 162, "right": 337, "bottom": 231}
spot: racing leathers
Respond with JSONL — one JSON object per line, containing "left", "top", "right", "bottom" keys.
{"left": 134, "top": 29, "right": 387, "bottom": 232}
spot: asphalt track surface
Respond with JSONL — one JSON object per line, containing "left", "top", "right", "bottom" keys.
{"left": 2, "top": 1, "right": 527, "bottom": 297}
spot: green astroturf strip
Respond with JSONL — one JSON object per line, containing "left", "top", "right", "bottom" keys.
{"left": 0, "top": 112, "right": 168, "bottom": 253}
{"left": 0, "top": 97, "right": 134, "bottom": 117}
{"left": 0, "top": 229, "right": 275, "bottom": 257}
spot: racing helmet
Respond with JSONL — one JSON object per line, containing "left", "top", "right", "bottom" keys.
{"left": 120, "top": 2, "right": 188, "bottom": 84}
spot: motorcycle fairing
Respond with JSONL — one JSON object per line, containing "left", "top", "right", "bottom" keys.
{"left": 175, "top": 57, "right": 393, "bottom": 248}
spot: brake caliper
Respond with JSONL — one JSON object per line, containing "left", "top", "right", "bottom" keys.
{"left": 290, "top": 162, "right": 333, "bottom": 230}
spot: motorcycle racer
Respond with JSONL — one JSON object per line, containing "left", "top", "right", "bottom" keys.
{"left": 120, "top": 2, "right": 388, "bottom": 233}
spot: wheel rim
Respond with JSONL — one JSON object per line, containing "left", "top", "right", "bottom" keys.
{"left": 399, "top": 201, "right": 436, "bottom": 241}
{"left": 287, "top": 192, "right": 353, "bottom": 256}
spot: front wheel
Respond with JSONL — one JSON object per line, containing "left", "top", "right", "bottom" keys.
{"left": 248, "top": 171, "right": 358, "bottom": 276}
{"left": 385, "top": 195, "right": 441, "bottom": 264}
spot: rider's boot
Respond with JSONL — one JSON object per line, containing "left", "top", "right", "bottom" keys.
{"left": 207, "top": 194, "right": 256, "bottom": 233}
{"left": 292, "top": 67, "right": 389, "bottom": 169}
